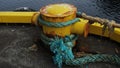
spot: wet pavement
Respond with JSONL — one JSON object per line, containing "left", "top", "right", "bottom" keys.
{"left": 0, "top": 24, "right": 119, "bottom": 68}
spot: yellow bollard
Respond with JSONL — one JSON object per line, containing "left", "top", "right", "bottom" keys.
{"left": 39, "top": 3, "right": 88, "bottom": 37}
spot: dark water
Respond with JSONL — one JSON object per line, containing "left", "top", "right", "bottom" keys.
{"left": 0, "top": 0, "right": 120, "bottom": 22}
{"left": 0, "top": 0, "right": 120, "bottom": 68}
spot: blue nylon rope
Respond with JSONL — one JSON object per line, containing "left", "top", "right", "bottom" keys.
{"left": 38, "top": 15, "right": 80, "bottom": 28}
{"left": 37, "top": 13, "right": 120, "bottom": 68}
{"left": 38, "top": 26, "right": 120, "bottom": 68}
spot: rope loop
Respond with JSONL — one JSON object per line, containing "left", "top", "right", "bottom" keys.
{"left": 37, "top": 15, "right": 80, "bottom": 28}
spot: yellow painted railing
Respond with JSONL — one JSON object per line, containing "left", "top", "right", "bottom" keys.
{"left": 89, "top": 22, "right": 120, "bottom": 43}
{"left": 0, "top": 12, "right": 36, "bottom": 23}
{"left": 0, "top": 12, "right": 119, "bottom": 43}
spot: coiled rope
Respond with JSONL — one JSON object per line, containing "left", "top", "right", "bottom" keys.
{"left": 37, "top": 14, "right": 120, "bottom": 68}
{"left": 37, "top": 15, "right": 80, "bottom": 27}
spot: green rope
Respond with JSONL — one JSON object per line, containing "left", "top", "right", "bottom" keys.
{"left": 37, "top": 14, "right": 120, "bottom": 68}
{"left": 38, "top": 15, "right": 80, "bottom": 28}
{"left": 38, "top": 27, "right": 120, "bottom": 68}
{"left": 66, "top": 54, "right": 120, "bottom": 65}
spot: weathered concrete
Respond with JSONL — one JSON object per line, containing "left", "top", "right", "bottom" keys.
{"left": 0, "top": 24, "right": 119, "bottom": 68}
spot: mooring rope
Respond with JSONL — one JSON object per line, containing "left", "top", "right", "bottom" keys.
{"left": 37, "top": 14, "right": 120, "bottom": 68}
{"left": 77, "top": 12, "right": 120, "bottom": 35}
{"left": 37, "top": 15, "right": 80, "bottom": 28}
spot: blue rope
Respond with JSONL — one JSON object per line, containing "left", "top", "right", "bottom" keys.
{"left": 37, "top": 14, "right": 120, "bottom": 68}
{"left": 50, "top": 37, "right": 75, "bottom": 68}
{"left": 66, "top": 54, "right": 120, "bottom": 65}
{"left": 38, "top": 15, "right": 80, "bottom": 28}
{"left": 38, "top": 27, "right": 120, "bottom": 68}
{"left": 39, "top": 27, "right": 79, "bottom": 68}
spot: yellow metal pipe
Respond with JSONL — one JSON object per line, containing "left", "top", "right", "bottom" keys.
{"left": 0, "top": 12, "right": 36, "bottom": 23}
{"left": 71, "top": 18, "right": 88, "bottom": 35}
{"left": 89, "top": 22, "right": 120, "bottom": 43}
{"left": 0, "top": 11, "right": 120, "bottom": 43}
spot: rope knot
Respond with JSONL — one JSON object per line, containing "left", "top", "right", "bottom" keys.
{"left": 49, "top": 35, "right": 78, "bottom": 68}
